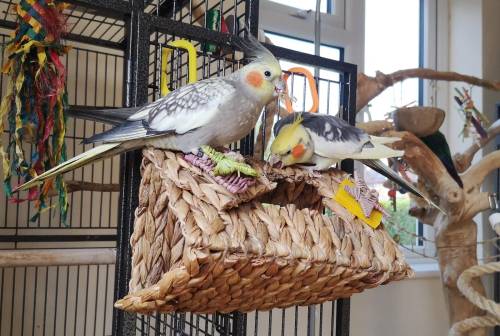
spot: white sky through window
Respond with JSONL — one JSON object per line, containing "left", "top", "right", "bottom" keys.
{"left": 364, "top": 0, "right": 420, "bottom": 120}
{"left": 364, "top": 0, "right": 421, "bottom": 245}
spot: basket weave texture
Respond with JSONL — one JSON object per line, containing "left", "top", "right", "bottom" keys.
{"left": 115, "top": 148, "right": 413, "bottom": 314}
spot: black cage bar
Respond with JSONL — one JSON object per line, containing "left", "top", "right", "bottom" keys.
{"left": 0, "top": 0, "right": 357, "bottom": 335}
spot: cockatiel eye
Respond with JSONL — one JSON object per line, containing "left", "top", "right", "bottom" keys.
{"left": 264, "top": 70, "right": 271, "bottom": 78}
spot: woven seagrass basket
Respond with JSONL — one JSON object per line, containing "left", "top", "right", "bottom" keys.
{"left": 115, "top": 148, "right": 413, "bottom": 314}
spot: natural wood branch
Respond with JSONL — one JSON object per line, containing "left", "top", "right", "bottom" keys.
{"left": 465, "top": 192, "right": 495, "bottom": 218}
{"left": 357, "top": 120, "right": 394, "bottom": 135}
{"left": 463, "top": 150, "right": 500, "bottom": 190}
{"left": 357, "top": 68, "right": 500, "bottom": 113}
{"left": 0, "top": 248, "right": 116, "bottom": 267}
{"left": 454, "top": 120, "right": 500, "bottom": 173}
{"left": 383, "top": 130, "right": 463, "bottom": 213}
{"left": 47, "top": 180, "right": 120, "bottom": 197}
{"left": 436, "top": 220, "right": 486, "bottom": 336}
{"left": 409, "top": 206, "right": 439, "bottom": 224}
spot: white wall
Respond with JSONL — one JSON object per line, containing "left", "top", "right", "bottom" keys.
{"left": 446, "top": 0, "right": 483, "bottom": 153}
{"left": 351, "top": 276, "right": 449, "bottom": 336}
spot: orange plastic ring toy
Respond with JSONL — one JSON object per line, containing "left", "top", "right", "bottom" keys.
{"left": 282, "top": 67, "right": 319, "bottom": 113}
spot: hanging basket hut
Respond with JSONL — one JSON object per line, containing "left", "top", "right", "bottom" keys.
{"left": 115, "top": 148, "right": 413, "bottom": 314}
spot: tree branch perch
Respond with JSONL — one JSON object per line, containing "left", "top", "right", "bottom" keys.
{"left": 454, "top": 120, "right": 500, "bottom": 173}
{"left": 357, "top": 68, "right": 500, "bottom": 113}
{"left": 383, "top": 130, "right": 463, "bottom": 213}
{"left": 463, "top": 150, "right": 500, "bottom": 190}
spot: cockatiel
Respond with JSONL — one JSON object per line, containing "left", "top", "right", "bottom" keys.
{"left": 419, "top": 131, "right": 463, "bottom": 188}
{"left": 269, "top": 112, "right": 444, "bottom": 212}
{"left": 15, "top": 34, "right": 284, "bottom": 192}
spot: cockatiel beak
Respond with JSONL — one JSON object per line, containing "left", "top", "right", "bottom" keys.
{"left": 268, "top": 153, "right": 283, "bottom": 168}
{"left": 273, "top": 77, "right": 286, "bottom": 96}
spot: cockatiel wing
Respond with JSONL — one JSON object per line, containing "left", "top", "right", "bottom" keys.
{"left": 84, "top": 78, "right": 237, "bottom": 144}
{"left": 274, "top": 112, "right": 368, "bottom": 156}
{"left": 130, "top": 78, "right": 237, "bottom": 134}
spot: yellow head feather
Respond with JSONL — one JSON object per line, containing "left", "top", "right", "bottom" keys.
{"left": 270, "top": 114, "right": 305, "bottom": 154}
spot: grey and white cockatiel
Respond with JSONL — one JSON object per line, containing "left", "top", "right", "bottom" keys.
{"left": 16, "top": 34, "right": 284, "bottom": 192}
{"left": 269, "top": 112, "right": 445, "bottom": 213}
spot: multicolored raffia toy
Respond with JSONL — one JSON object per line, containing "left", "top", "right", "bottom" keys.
{"left": 0, "top": 0, "right": 70, "bottom": 222}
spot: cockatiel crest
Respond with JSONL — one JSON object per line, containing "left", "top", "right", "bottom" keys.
{"left": 234, "top": 33, "right": 283, "bottom": 102}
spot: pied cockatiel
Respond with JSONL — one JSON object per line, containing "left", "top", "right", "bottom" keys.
{"left": 270, "top": 112, "right": 445, "bottom": 212}
{"left": 16, "top": 34, "right": 284, "bottom": 192}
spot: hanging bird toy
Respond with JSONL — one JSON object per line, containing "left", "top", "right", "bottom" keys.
{"left": 454, "top": 87, "right": 489, "bottom": 140}
{"left": 0, "top": 0, "right": 70, "bottom": 222}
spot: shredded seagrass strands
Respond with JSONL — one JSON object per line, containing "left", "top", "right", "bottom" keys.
{"left": 183, "top": 152, "right": 256, "bottom": 194}
{"left": 0, "top": 0, "right": 69, "bottom": 222}
{"left": 117, "top": 149, "right": 413, "bottom": 314}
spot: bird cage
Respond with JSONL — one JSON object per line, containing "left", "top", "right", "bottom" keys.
{"left": 0, "top": 0, "right": 410, "bottom": 335}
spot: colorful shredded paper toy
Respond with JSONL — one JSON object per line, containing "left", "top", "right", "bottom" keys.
{"left": 0, "top": 0, "right": 70, "bottom": 222}
{"left": 454, "top": 87, "right": 489, "bottom": 140}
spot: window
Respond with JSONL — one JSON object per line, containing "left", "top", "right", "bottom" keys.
{"left": 266, "top": 32, "right": 343, "bottom": 115}
{"left": 364, "top": 0, "right": 420, "bottom": 119}
{"left": 267, "top": 0, "right": 332, "bottom": 14}
{"left": 259, "top": 0, "right": 350, "bottom": 37}
{"left": 364, "top": 0, "right": 425, "bottom": 250}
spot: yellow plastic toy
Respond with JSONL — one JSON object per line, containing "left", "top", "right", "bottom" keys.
{"left": 161, "top": 39, "right": 197, "bottom": 96}
{"left": 334, "top": 178, "right": 383, "bottom": 229}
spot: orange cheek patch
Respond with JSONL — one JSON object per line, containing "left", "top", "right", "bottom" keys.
{"left": 292, "top": 144, "right": 305, "bottom": 158}
{"left": 246, "top": 71, "right": 263, "bottom": 88}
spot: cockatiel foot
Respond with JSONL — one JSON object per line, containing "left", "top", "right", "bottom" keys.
{"left": 299, "top": 167, "right": 322, "bottom": 179}
{"left": 200, "top": 146, "right": 259, "bottom": 177}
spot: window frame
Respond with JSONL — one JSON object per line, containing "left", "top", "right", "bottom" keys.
{"left": 266, "top": 0, "right": 335, "bottom": 15}
{"left": 264, "top": 30, "right": 345, "bottom": 61}
{"left": 259, "top": 0, "right": 364, "bottom": 68}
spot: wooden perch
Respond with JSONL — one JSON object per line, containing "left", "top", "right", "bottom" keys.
{"left": 382, "top": 118, "right": 500, "bottom": 335}
{"left": 0, "top": 248, "right": 116, "bottom": 267}
{"left": 463, "top": 150, "right": 500, "bottom": 190}
{"left": 381, "top": 130, "right": 491, "bottom": 334}
{"left": 454, "top": 120, "right": 500, "bottom": 173}
{"left": 47, "top": 180, "right": 120, "bottom": 197}
{"left": 357, "top": 120, "right": 394, "bottom": 135}
{"left": 357, "top": 68, "right": 500, "bottom": 113}
{"left": 351, "top": 66, "right": 500, "bottom": 335}
{"left": 384, "top": 130, "right": 463, "bottom": 212}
